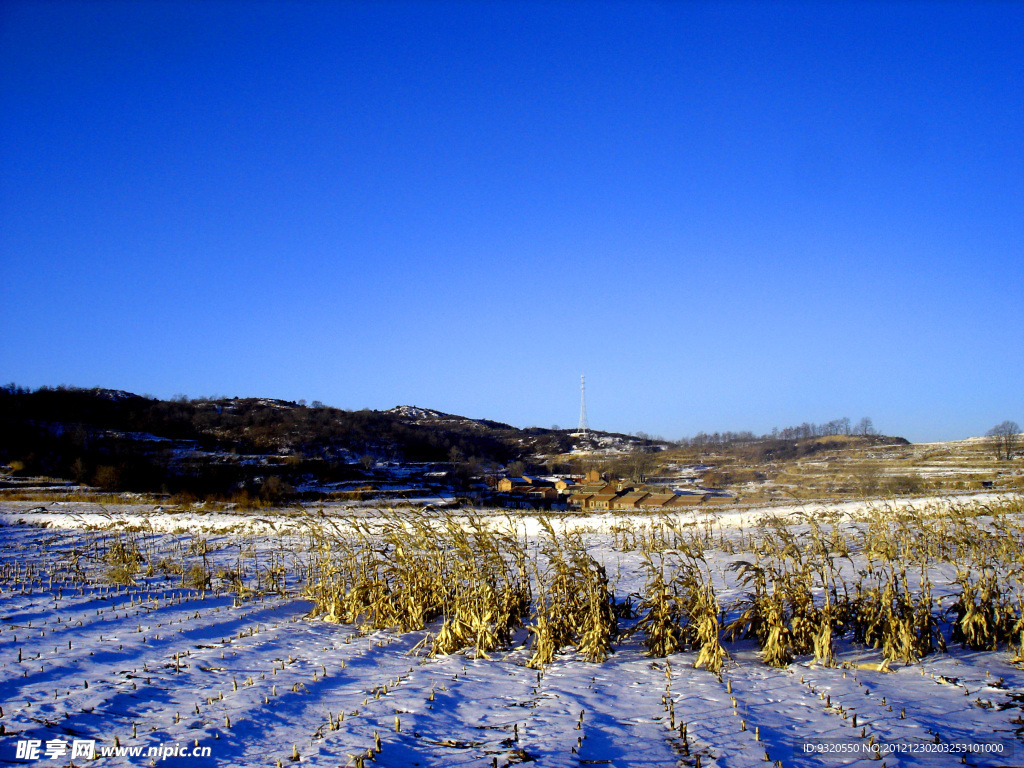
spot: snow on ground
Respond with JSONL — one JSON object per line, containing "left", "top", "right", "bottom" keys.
{"left": 0, "top": 492, "right": 1016, "bottom": 536}
{"left": 1, "top": 495, "right": 1023, "bottom": 767}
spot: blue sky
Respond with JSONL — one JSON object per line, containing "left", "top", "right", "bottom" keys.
{"left": 1, "top": 1, "right": 1021, "bottom": 442}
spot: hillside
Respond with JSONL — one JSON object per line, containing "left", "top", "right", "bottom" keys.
{"left": 0, "top": 386, "right": 649, "bottom": 497}
{"left": 646, "top": 433, "right": 1023, "bottom": 502}
{"left": 6, "top": 385, "right": 1015, "bottom": 505}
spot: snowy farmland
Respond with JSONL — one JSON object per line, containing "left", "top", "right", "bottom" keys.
{"left": 1, "top": 496, "right": 1023, "bottom": 767}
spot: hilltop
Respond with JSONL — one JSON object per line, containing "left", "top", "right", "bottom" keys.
{"left": 0, "top": 386, "right": 651, "bottom": 499}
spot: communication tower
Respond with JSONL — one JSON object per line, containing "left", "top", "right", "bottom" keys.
{"left": 574, "top": 374, "right": 589, "bottom": 438}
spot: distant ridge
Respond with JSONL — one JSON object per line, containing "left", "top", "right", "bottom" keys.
{"left": 383, "top": 405, "right": 517, "bottom": 432}
{"left": 2, "top": 386, "right": 640, "bottom": 496}
{"left": 383, "top": 405, "right": 448, "bottom": 420}
{"left": 90, "top": 388, "right": 145, "bottom": 402}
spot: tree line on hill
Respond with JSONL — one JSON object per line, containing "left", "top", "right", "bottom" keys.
{"left": 677, "top": 416, "right": 878, "bottom": 449}
{"left": 0, "top": 385, "right": 535, "bottom": 496}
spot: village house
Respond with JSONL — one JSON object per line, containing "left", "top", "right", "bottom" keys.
{"left": 495, "top": 475, "right": 578, "bottom": 493}
{"left": 569, "top": 482, "right": 634, "bottom": 511}
{"left": 491, "top": 474, "right": 576, "bottom": 510}
{"left": 610, "top": 491, "right": 650, "bottom": 510}
{"left": 636, "top": 492, "right": 676, "bottom": 509}
{"left": 568, "top": 473, "right": 643, "bottom": 511}
{"left": 496, "top": 475, "right": 553, "bottom": 492}
{"left": 496, "top": 477, "right": 523, "bottom": 492}
{"left": 567, "top": 487, "right": 728, "bottom": 511}
{"left": 653, "top": 492, "right": 705, "bottom": 507}
{"left": 496, "top": 468, "right": 733, "bottom": 512}
{"left": 587, "top": 492, "right": 619, "bottom": 510}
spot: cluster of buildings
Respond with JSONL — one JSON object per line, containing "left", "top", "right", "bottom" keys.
{"left": 489, "top": 470, "right": 729, "bottom": 511}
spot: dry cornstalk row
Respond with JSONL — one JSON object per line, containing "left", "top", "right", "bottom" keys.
{"left": 718, "top": 499, "right": 1024, "bottom": 666}
{"left": 7, "top": 498, "right": 1021, "bottom": 673}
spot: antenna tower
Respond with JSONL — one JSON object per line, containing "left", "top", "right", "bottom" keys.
{"left": 575, "top": 374, "right": 589, "bottom": 438}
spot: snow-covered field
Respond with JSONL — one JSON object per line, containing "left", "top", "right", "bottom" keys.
{"left": 1, "top": 495, "right": 1022, "bottom": 767}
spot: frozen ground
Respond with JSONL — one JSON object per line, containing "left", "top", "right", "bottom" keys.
{"left": 0, "top": 491, "right": 1016, "bottom": 534}
{"left": 1, "top": 494, "right": 1022, "bottom": 767}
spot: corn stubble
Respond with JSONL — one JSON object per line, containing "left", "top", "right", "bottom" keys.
{"left": 724, "top": 500, "right": 1024, "bottom": 667}
{"left": 303, "top": 512, "right": 620, "bottom": 665}
{"left": 634, "top": 528, "right": 726, "bottom": 674}
{"left": 526, "top": 519, "right": 617, "bottom": 667}
{"left": 303, "top": 513, "right": 529, "bottom": 658}
{"left": 300, "top": 499, "right": 1024, "bottom": 671}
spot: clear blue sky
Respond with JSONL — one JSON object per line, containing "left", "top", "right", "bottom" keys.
{"left": 2, "top": 1, "right": 1021, "bottom": 443}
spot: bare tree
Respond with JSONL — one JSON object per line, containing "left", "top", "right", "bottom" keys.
{"left": 986, "top": 421, "right": 1021, "bottom": 460}
{"left": 854, "top": 417, "right": 875, "bottom": 436}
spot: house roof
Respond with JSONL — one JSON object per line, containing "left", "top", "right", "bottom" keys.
{"left": 639, "top": 493, "right": 679, "bottom": 507}
{"left": 528, "top": 487, "right": 557, "bottom": 497}
{"left": 668, "top": 493, "right": 707, "bottom": 505}
{"left": 614, "top": 492, "right": 650, "bottom": 506}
